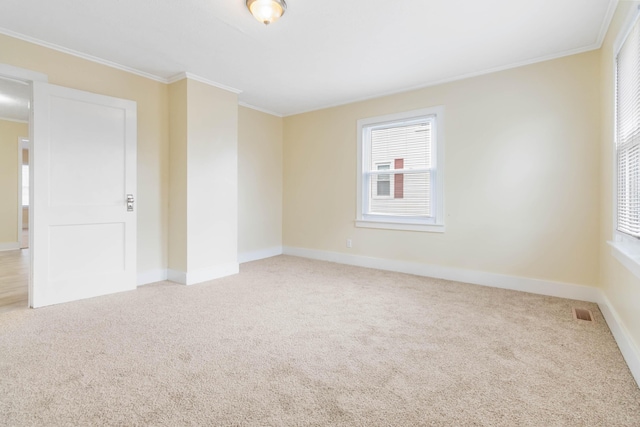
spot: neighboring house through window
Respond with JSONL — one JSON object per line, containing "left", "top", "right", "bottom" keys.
{"left": 356, "top": 106, "right": 445, "bottom": 232}
{"left": 374, "top": 162, "right": 392, "bottom": 198}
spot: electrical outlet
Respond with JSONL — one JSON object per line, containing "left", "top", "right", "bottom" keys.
{"left": 346, "top": 239, "right": 352, "bottom": 248}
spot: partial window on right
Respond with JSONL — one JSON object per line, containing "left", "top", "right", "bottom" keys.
{"left": 616, "top": 16, "right": 640, "bottom": 238}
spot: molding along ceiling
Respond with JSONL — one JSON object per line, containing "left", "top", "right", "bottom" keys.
{"left": 0, "top": 0, "right": 618, "bottom": 116}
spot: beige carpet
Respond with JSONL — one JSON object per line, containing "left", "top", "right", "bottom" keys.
{"left": 1, "top": 255, "right": 639, "bottom": 426}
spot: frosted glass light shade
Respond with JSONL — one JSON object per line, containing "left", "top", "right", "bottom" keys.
{"left": 246, "top": 0, "right": 287, "bottom": 25}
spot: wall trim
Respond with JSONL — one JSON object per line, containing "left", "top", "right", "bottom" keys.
{"left": 167, "top": 72, "right": 242, "bottom": 94}
{"left": 0, "top": 27, "right": 165, "bottom": 83}
{"left": 238, "top": 246, "right": 283, "bottom": 264}
{"left": 0, "top": 242, "right": 20, "bottom": 252}
{"left": 599, "top": 0, "right": 621, "bottom": 48}
{"left": 283, "top": 246, "right": 602, "bottom": 302}
{"left": 598, "top": 293, "right": 640, "bottom": 388}
{"left": 282, "top": 246, "right": 639, "bottom": 388}
{"left": 0, "top": 24, "right": 612, "bottom": 120}
{"left": 0, "top": 62, "right": 48, "bottom": 83}
{"left": 238, "top": 102, "right": 283, "bottom": 118}
{"left": 137, "top": 269, "right": 168, "bottom": 286}
{"left": 167, "top": 269, "right": 186, "bottom": 284}
{"left": 283, "top": 44, "right": 602, "bottom": 118}
{"left": 167, "top": 263, "right": 239, "bottom": 286}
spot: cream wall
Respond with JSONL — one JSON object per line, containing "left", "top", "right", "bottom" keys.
{"left": 168, "top": 79, "right": 188, "bottom": 273}
{"left": 0, "top": 119, "right": 28, "bottom": 245}
{"left": 0, "top": 34, "right": 169, "bottom": 276}
{"left": 185, "top": 79, "right": 238, "bottom": 272}
{"left": 283, "top": 51, "right": 601, "bottom": 286}
{"left": 168, "top": 78, "right": 239, "bottom": 283}
{"left": 238, "top": 106, "right": 283, "bottom": 256}
{"left": 599, "top": 1, "right": 640, "bottom": 366}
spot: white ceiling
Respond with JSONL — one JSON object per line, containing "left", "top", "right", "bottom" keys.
{"left": 0, "top": 0, "right": 617, "bottom": 117}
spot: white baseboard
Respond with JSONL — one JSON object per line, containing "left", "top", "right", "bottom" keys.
{"left": 167, "top": 263, "right": 239, "bottom": 286}
{"left": 283, "top": 246, "right": 601, "bottom": 302}
{"left": 0, "top": 242, "right": 20, "bottom": 252}
{"left": 137, "top": 269, "right": 168, "bottom": 286}
{"left": 282, "top": 245, "right": 640, "bottom": 388}
{"left": 167, "top": 269, "right": 186, "bottom": 284}
{"left": 598, "top": 294, "right": 640, "bottom": 387}
{"left": 238, "top": 246, "right": 283, "bottom": 263}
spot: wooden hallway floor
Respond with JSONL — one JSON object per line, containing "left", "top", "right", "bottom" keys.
{"left": 0, "top": 249, "right": 28, "bottom": 314}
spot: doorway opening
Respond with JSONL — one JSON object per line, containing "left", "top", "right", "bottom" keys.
{"left": 0, "top": 75, "right": 30, "bottom": 313}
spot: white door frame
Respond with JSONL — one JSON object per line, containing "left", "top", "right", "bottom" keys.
{"left": 0, "top": 64, "right": 47, "bottom": 307}
{"left": 16, "top": 137, "right": 29, "bottom": 237}
{"left": 16, "top": 137, "right": 21, "bottom": 235}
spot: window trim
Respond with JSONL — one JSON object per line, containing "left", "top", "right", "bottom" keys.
{"left": 610, "top": 5, "right": 640, "bottom": 280}
{"left": 356, "top": 106, "right": 445, "bottom": 233}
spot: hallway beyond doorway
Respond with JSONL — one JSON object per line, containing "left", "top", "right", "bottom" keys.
{"left": 0, "top": 249, "right": 28, "bottom": 313}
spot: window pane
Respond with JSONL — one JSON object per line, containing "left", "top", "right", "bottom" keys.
{"left": 369, "top": 120, "right": 431, "bottom": 216}
{"left": 371, "top": 121, "right": 430, "bottom": 171}
{"left": 370, "top": 172, "right": 430, "bottom": 216}
{"left": 617, "top": 18, "right": 640, "bottom": 236}
{"left": 377, "top": 180, "right": 390, "bottom": 196}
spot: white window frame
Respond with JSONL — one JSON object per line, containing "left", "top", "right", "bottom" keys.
{"left": 356, "top": 106, "right": 445, "bottom": 233}
{"left": 610, "top": 5, "right": 640, "bottom": 280}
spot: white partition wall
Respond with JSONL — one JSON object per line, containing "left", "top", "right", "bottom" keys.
{"left": 168, "top": 77, "right": 239, "bottom": 285}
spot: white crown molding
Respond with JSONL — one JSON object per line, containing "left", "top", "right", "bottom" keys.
{"left": 0, "top": 116, "right": 28, "bottom": 124}
{"left": 167, "top": 72, "right": 243, "bottom": 94}
{"left": 0, "top": 27, "right": 167, "bottom": 83}
{"left": 0, "top": 4, "right": 619, "bottom": 119}
{"left": 238, "top": 102, "right": 283, "bottom": 118}
{"left": 283, "top": 44, "right": 602, "bottom": 117}
{"left": 0, "top": 27, "right": 247, "bottom": 96}
{"left": 598, "top": 0, "right": 620, "bottom": 47}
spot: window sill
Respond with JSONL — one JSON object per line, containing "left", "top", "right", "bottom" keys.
{"left": 609, "top": 240, "right": 640, "bottom": 280}
{"left": 356, "top": 219, "right": 445, "bottom": 233}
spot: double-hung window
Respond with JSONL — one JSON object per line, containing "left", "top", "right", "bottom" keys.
{"left": 612, "top": 9, "right": 640, "bottom": 278}
{"left": 617, "top": 14, "right": 640, "bottom": 239}
{"left": 356, "top": 106, "right": 444, "bottom": 232}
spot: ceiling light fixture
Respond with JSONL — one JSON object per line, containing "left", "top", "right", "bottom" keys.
{"left": 246, "top": 0, "right": 287, "bottom": 26}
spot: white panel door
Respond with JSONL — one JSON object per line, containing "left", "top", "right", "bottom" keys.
{"left": 31, "top": 82, "right": 137, "bottom": 308}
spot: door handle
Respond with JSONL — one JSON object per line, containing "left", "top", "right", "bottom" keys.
{"left": 127, "top": 194, "right": 134, "bottom": 212}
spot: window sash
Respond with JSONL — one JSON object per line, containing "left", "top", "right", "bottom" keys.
{"left": 363, "top": 169, "right": 437, "bottom": 219}
{"left": 616, "top": 16, "right": 640, "bottom": 238}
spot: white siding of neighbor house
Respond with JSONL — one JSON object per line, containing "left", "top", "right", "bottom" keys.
{"left": 369, "top": 120, "right": 431, "bottom": 216}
